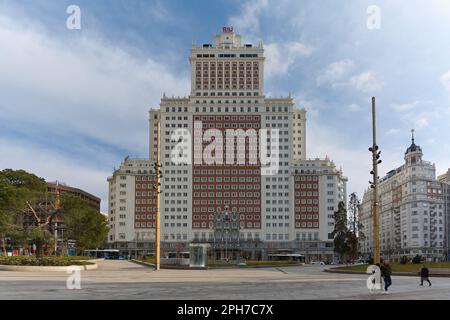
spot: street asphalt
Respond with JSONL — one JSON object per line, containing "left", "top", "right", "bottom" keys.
{"left": 0, "top": 260, "right": 449, "bottom": 300}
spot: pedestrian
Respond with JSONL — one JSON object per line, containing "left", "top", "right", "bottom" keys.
{"left": 419, "top": 264, "right": 432, "bottom": 287}
{"left": 380, "top": 261, "right": 392, "bottom": 294}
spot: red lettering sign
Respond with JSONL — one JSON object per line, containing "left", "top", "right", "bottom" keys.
{"left": 222, "top": 26, "right": 233, "bottom": 33}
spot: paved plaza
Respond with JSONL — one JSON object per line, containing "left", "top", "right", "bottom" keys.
{"left": 0, "top": 260, "right": 449, "bottom": 300}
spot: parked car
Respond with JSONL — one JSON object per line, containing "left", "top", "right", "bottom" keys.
{"left": 310, "top": 261, "right": 325, "bottom": 265}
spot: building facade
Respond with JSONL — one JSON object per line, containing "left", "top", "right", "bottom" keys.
{"left": 438, "top": 169, "right": 450, "bottom": 260}
{"left": 359, "top": 136, "right": 447, "bottom": 262}
{"left": 47, "top": 182, "right": 101, "bottom": 212}
{"left": 107, "top": 158, "right": 158, "bottom": 256}
{"left": 108, "top": 28, "right": 347, "bottom": 262}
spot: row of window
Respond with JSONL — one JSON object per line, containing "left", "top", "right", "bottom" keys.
{"left": 136, "top": 176, "right": 157, "bottom": 181}
{"left": 196, "top": 78, "right": 259, "bottom": 83}
{"left": 193, "top": 185, "right": 259, "bottom": 191}
{"left": 196, "top": 84, "right": 259, "bottom": 90}
{"left": 196, "top": 69, "right": 258, "bottom": 75}
{"left": 195, "top": 91, "right": 259, "bottom": 97}
{"left": 135, "top": 214, "right": 156, "bottom": 219}
{"left": 193, "top": 214, "right": 259, "bottom": 220}
{"left": 197, "top": 122, "right": 260, "bottom": 129}
{"left": 266, "top": 222, "right": 290, "bottom": 228}
{"left": 295, "top": 214, "right": 319, "bottom": 220}
{"left": 294, "top": 206, "right": 319, "bottom": 212}
{"left": 295, "top": 221, "right": 319, "bottom": 228}
{"left": 135, "top": 184, "right": 157, "bottom": 189}
{"left": 195, "top": 61, "right": 259, "bottom": 67}
{"left": 193, "top": 221, "right": 260, "bottom": 228}
{"left": 193, "top": 199, "right": 260, "bottom": 205}
{"left": 193, "top": 178, "right": 261, "bottom": 184}
{"left": 193, "top": 192, "right": 261, "bottom": 197}
{"left": 193, "top": 206, "right": 259, "bottom": 213}
{"left": 194, "top": 168, "right": 260, "bottom": 175}
{"left": 295, "top": 184, "right": 319, "bottom": 189}
{"left": 135, "top": 222, "right": 155, "bottom": 228}
{"left": 135, "top": 192, "right": 158, "bottom": 197}
{"left": 135, "top": 207, "right": 157, "bottom": 212}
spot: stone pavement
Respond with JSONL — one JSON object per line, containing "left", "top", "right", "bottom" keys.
{"left": 0, "top": 260, "right": 448, "bottom": 299}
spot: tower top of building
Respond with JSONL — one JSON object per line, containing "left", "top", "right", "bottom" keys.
{"left": 192, "top": 27, "right": 263, "bottom": 50}
{"left": 405, "top": 129, "right": 422, "bottom": 155}
{"left": 214, "top": 27, "right": 242, "bottom": 48}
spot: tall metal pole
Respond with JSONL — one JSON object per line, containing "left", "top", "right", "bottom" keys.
{"left": 155, "top": 119, "right": 161, "bottom": 271}
{"left": 371, "top": 97, "right": 381, "bottom": 265}
{"left": 54, "top": 222, "right": 58, "bottom": 254}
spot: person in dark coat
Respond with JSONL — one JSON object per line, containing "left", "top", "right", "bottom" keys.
{"left": 420, "top": 264, "right": 432, "bottom": 286}
{"left": 380, "top": 261, "right": 392, "bottom": 293}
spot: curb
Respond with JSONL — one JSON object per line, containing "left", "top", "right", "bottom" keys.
{"left": 131, "top": 259, "right": 207, "bottom": 270}
{"left": 0, "top": 262, "right": 98, "bottom": 272}
{"left": 324, "top": 268, "right": 450, "bottom": 278}
{"left": 131, "top": 259, "right": 303, "bottom": 270}
{"left": 209, "top": 263, "right": 304, "bottom": 269}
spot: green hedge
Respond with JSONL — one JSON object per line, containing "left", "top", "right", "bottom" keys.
{"left": 0, "top": 256, "right": 92, "bottom": 266}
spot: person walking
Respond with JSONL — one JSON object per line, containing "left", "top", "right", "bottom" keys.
{"left": 420, "top": 264, "right": 432, "bottom": 286}
{"left": 380, "top": 261, "right": 392, "bottom": 294}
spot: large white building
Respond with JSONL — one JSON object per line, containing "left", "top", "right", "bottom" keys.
{"left": 108, "top": 28, "right": 347, "bottom": 262}
{"left": 107, "top": 158, "right": 158, "bottom": 254}
{"left": 359, "top": 135, "right": 448, "bottom": 262}
{"left": 438, "top": 169, "right": 450, "bottom": 260}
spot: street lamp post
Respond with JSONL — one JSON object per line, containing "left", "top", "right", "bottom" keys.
{"left": 154, "top": 119, "right": 162, "bottom": 271}
{"left": 225, "top": 229, "right": 228, "bottom": 262}
{"left": 135, "top": 232, "right": 138, "bottom": 259}
{"left": 369, "top": 97, "right": 382, "bottom": 265}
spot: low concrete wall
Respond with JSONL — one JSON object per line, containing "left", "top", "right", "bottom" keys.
{"left": 161, "top": 258, "right": 190, "bottom": 266}
{"left": 131, "top": 259, "right": 155, "bottom": 268}
{"left": 0, "top": 262, "right": 98, "bottom": 272}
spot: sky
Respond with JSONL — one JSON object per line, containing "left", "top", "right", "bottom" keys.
{"left": 1, "top": 0, "right": 450, "bottom": 212}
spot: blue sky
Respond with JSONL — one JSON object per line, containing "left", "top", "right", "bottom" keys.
{"left": 1, "top": 0, "right": 450, "bottom": 212}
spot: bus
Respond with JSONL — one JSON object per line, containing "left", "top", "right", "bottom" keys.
{"left": 267, "top": 253, "right": 305, "bottom": 262}
{"left": 166, "top": 251, "right": 190, "bottom": 259}
{"left": 83, "top": 249, "right": 121, "bottom": 259}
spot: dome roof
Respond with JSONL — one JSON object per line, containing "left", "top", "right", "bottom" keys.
{"left": 405, "top": 129, "right": 422, "bottom": 154}
{"left": 406, "top": 142, "right": 422, "bottom": 154}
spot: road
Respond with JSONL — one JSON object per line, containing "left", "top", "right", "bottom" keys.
{"left": 0, "top": 260, "right": 448, "bottom": 299}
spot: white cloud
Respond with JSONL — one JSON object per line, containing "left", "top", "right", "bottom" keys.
{"left": 316, "top": 59, "right": 355, "bottom": 86}
{"left": 413, "top": 113, "right": 430, "bottom": 129}
{"left": 386, "top": 128, "right": 400, "bottom": 135}
{"left": 391, "top": 101, "right": 419, "bottom": 112}
{"left": 228, "top": 0, "right": 268, "bottom": 35}
{"left": 0, "top": 14, "right": 190, "bottom": 152}
{"left": 264, "top": 41, "right": 312, "bottom": 78}
{"left": 440, "top": 70, "right": 450, "bottom": 92}
{"left": 347, "top": 103, "right": 361, "bottom": 112}
{"left": 348, "top": 72, "right": 383, "bottom": 93}
{"left": 316, "top": 61, "right": 383, "bottom": 93}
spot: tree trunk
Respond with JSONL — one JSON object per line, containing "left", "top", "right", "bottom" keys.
{"left": 1, "top": 236, "right": 6, "bottom": 257}
{"left": 35, "top": 240, "right": 44, "bottom": 258}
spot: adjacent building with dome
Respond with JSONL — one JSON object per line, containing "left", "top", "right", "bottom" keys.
{"left": 359, "top": 132, "right": 448, "bottom": 262}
